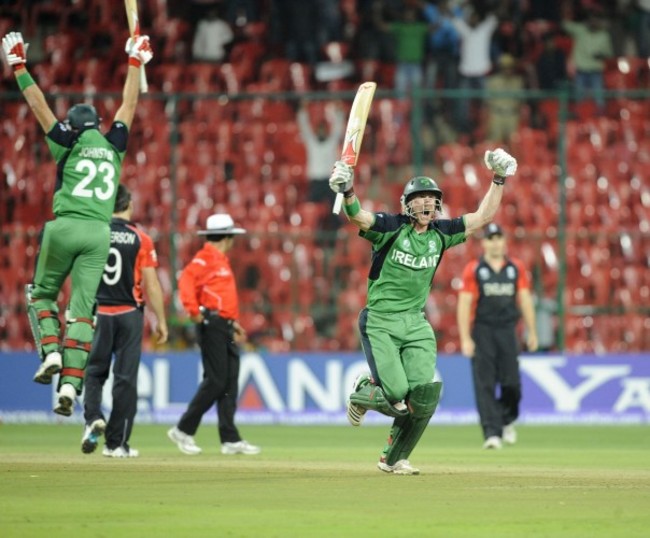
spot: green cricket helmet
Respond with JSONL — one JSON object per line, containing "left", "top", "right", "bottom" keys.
{"left": 65, "top": 104, "right": 100, "bottom": 131}
{"left": 400, "top": 176, "right": 443, "bottom": 217}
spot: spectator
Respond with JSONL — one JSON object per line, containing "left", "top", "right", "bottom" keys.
{"left": 354, "top": 0, "right": 396, "bottom": 62}
{"left": 390, "top": 5, "right": 431, "bottom": 96}
{"left": 634, "top": 0, "right": 650, "bottom": 57}
{"left": 167, "top": 213, "right": 260, "bottom": 457}
{"left": 485, "top": 53, "right": 525, "bottom": 143}
{"left": 534, "top": 31, "right": 568, "bottom": 91}
{"left": 82, "top": 184, "right": 168, "bottom": 458}
{"left": 1, "top": 30, "right": 152, "bottom": 415}
{"left": 452, "top": 7, "right": 499, "bottom": 136}
{"left": 297, "top": 101, "right": 345, "bottom": 205}
{"left": 457, "top": 223, "right": 538, "bottom": 450}
{"left": 192, "top": 7, "right": 234, "bottom": 63}
{"left": 328, "top": 148, "right": 518, "bottom": 474}
{"left": 562, "top": 9, "right": 614, "bottom": 113}
{"left": 423, "top": 0, "right": 462, "bottom": 90}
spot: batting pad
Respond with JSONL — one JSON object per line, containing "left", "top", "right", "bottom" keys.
{"left": 383, "top": 381, "right": 442, "bottom": 465}
{"left": 349, "top": 383, "right": 410, "bottom": 419}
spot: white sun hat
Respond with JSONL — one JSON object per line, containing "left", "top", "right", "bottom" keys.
{"left": 197, "top": 213, "right": 246, "bottom": 235}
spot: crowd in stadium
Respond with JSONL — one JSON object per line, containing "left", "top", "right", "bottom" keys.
{"left": 1, "top": 0, "right": 649, "bottom": 354}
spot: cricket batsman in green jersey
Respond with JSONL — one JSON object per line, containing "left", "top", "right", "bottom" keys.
{"left": 329, "top": 148, "right": 518, "bottom": 474}
{"left": 2, "top": 30, "right": 154, "bottom": 416}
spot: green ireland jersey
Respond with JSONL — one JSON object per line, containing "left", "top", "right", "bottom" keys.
{"left": 360, "top": 213, "right": 467, "bottom": 313}
{"left": 45, "top": 121, "right": 129, "bottom": 222}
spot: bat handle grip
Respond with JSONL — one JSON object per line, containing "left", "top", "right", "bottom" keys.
{"left": 332, "top": 192, "right": 344, "bottom": 215}
{"left": 139, "top": 67, "right": 148, "bottom": 93}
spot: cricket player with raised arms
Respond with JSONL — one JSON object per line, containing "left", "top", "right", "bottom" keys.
{"left": 2, "top": 30, "right": 153, "bottom": 416}
{"left": 329, "top": 148, "right": 517, "bottom": 474}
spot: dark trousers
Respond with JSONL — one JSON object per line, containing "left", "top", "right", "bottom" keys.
{"left": 470, "top": 322, "right": 521, "bottom": 439}
{"left": 84, "top": 309, "right": 143, "bottom": 449}
{"left": 177, "top": 315, "right": 241, "bottom": 443}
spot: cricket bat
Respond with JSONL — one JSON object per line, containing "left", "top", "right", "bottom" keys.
{"left": 332, "top": 81, "right": 377, "bottom": 214}
{"left": 124, "top": 0, "right": 148, "bottom": 93}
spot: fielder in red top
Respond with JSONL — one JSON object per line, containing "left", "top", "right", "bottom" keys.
{"left": 167, "top": 213, "right": 260, "bottom": 457}
{"left": 82, "top": 184, "right": 168, "bottom": 457}
{"left": 457, "top": 223, "right": 538, "bottom": 450}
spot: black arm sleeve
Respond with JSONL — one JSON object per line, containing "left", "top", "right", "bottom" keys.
{"left": 46, "top": 122, "right": 77, "bottom": 147}
{"left": 433, "top": 216, "right": 466, "bottom": 235}
{"left": 105, "top": 122, "right": 129, "bottom": 152}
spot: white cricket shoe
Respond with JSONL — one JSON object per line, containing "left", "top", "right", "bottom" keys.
{"left": 346, "top": 373, "right": 372, "bottom": 426}
{"left": 483, "top": 436, "right": 503, "bottom": 450}
{"left": 377, "top": 459, "right": 420, "bottom": 475}
{"left": 102, "top": 446, "right": 139, "bottom": 458}
{"left": 81, "top": 418, "right": 106, "bottom": 454}
{"left": 33, "top": 351, "right": 62, "bottom": 384}
{"left": 167, "top": 426, "right": 202, "bottom": 455}
{"left": 53, "top": 383, "right": 76, "bottom": 416}
{"left": 221, "top": 440, "right": 261, "bottom": 455}
{"left": 502, "top": 423, "right": 517, "bottom": 445}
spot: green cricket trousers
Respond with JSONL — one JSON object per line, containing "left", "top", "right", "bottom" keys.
{"left": 31, "top": 216, "right": 110, "bottom": 392}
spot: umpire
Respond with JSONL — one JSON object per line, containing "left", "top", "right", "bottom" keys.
{"left": 82, "top": 184, "right": 168, "bottom": 457}
{"left": 167, "top": 213, "right": 260, "bottom": 456}
{"left": 457, "top": 223, "right": 538, "bottom": 450}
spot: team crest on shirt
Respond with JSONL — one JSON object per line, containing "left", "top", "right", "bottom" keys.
{"left": 506, "top": 266, "right": 516, "bottom": 280}
{"left": 428, "top": 241, "right": 437, "bottom": 253}
{"left": 478, "top": 267, "right": 490, "bottom": 280}
{"left": 402, "top": 238, "right": 411, "bottom": 249}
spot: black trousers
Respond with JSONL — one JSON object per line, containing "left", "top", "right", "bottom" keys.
{"left": 470, "top": 322, "right": 522, "bottom": 439}
{"left": 84, "top": 308, "right": 143, "bottom": 449}
{"left": 177, "top": 315, "right": 241, "bottom": 443}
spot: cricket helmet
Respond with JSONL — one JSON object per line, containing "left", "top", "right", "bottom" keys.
{"left": 400, "top": 176, "right": 443, "bottom": 217}
{"left": 65, "top": 104, "right": 100, "bottom": 131}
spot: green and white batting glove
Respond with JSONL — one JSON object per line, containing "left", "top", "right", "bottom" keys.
{"left": 329, "top": 160, "right": 354, "bottom": 194}
{"left": 484, "top": 148, "right": 517, "bottom": 182}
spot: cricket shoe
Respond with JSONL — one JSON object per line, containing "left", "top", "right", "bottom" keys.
{"left": 33, "top": 351, "right": 62, "bottom": 384}
{"left": 81, "top": 418, "right": 106, "bottom": 454}
{"left": 346, "top": 372, "right": 372, "bottom": 427}
{"left": 377, "top": 458, "right": 420, "bottom": 475}
{"left": 103, "top": 446, "right": 140, "bottom": 458}
{"left": 167, "top": 426, "right": 202, "bottom": 455}
{"left": 221, "top": 440, "right": 261, "bottom": 455}
{"left": 53, "top": 383, "right": 76, "bottom": 417}
{"left": 482, "top": 436, "right": 503, "bottom": 450}
{"left": 502, "top": 423, "right": 517, "bottom": 445}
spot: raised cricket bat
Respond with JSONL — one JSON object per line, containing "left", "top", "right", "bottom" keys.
{"left": 124, "top": 0, "right": 148, "bottom": 93}
{"left": 332, "top": 81, "right": 377, "bottom": 214}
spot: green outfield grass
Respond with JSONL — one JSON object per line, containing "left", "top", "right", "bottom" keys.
{"left": 1, "top": 424, "right": 648, "bottom": 537}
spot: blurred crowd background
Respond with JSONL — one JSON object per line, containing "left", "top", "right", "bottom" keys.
{"left": 1, "top": 0, "right": 649, "bottom": 354}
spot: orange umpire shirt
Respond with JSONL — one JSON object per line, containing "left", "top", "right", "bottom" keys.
{"left": 178, "top": 243, "right": 240, "bottom": 320}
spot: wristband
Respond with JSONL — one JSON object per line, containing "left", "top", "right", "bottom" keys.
{"left": 16, "top": 71, "right": 35, "bottom": 91}
{"left": 343, "top": 188, "right": 355, "bottom": 199}
{"left": 492, "top": 175, "right": 505, "bottom": 186}
{"left": 343, "top": 198, "right": 361, "bottom": 217}
{"left": 128, "top": 57, "right": 141, "bottom": 69}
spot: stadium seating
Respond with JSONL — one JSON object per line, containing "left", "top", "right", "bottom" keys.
{"left": 1, "top": 4, "right": 648, "bottom": 354}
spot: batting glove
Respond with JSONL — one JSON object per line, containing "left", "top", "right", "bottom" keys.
{"left": 328, "top": 160, "right": 354, "bottom": 194}
{"left": 2, "top": 31, "right": 28, "bottom": 71}
{"left": 125, "top": 35, "right": 153, "bottom": 68}
{"left": 484, "top": 148, "right": 517, "bottom": 180}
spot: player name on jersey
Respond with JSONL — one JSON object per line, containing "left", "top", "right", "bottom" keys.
{"left": 78, "top": 146, "right": 116, "bottom": 161}
{"left": 111, "top": 230, "right": 137, "bottom": 244}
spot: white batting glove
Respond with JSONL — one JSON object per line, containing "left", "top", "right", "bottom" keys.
{"left": 2, "top": 31, "right": 28, "bottom": 71}
{"left": 328, "top": 160, "right": 354, "bottom": 194}
{"left": 125, "top": 35, "right": 153, "bottom": 68}
{"left": 484, "top": 148, "right": 517, "bottom": 178}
